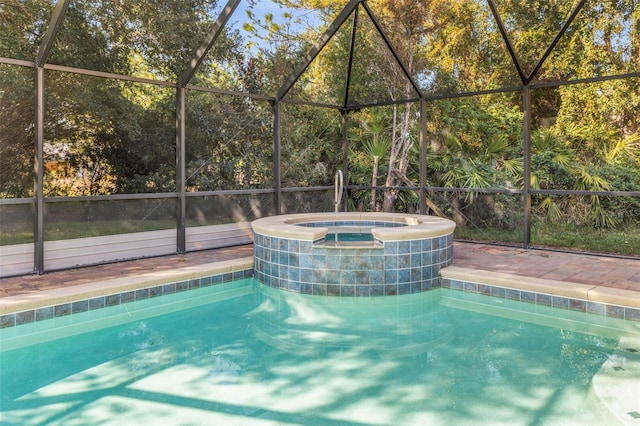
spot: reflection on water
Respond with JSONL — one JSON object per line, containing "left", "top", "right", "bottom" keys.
{"left": 249, "top": 285, "right": 453, "bottom": 358}
{"left": 1, "top": 280, "right": 638, "bottom": 425}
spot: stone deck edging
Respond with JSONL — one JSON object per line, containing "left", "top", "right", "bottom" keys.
{"left": 441, "top": 266, "right": 640, "bottom": 322}
{"left": 0, "top": 257, "right": 254, "bottom": 316}
{"left": 441, "top": 266, "right": 640, "bottom": 309}
{"left": 251, "top": 212, "right": 456, "bottom": 241}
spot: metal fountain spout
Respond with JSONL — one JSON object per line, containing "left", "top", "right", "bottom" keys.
{"left": 334, "top": 170, "right": 343, "bottom": 213}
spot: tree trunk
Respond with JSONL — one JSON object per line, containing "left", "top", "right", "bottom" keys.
{"left": 371, "top": 155, "right": 379, "bottom": 211}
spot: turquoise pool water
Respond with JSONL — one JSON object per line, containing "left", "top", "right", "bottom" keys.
{"left": 325, "top": 232, "right": 374, "bottom": 242}
{"left": 1, "top": 279, "right": 639, "bottom": 425}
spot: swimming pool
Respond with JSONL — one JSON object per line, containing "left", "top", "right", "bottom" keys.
{"left": 1, "top": 279, "right": 639, "bottom": 425}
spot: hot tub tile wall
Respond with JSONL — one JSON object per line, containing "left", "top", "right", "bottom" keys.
{"left": 253, "top": 233, "right": 454, "bottom": 297}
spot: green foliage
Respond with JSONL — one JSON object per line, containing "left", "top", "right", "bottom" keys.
{"left": 1, "top": 0, "right": 639, "bottom": 255}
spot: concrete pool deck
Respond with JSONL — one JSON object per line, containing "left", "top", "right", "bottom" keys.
{"left": 1, "top": 242, "right": 639, "bottom": 315}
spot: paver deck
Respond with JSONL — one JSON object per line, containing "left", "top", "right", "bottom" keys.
{"left": 1, "top": 242, "right": 639, "bottom": 309}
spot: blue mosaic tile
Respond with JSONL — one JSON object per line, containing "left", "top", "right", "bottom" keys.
{"left": 300, "top": 254, "right": 313, "bottom": 268}
{"left": 384, "top": 284, "right": 398, "bottom": 296}
{"left": 384, "top": 255, "right": 398, "bottom": 269}
{"left": 357, "top": 270, "right": 372, "bottom": 284}
{"left": 626, "top": 307, "right": 640, "bottom": 321}
{"left": 162, "top": 283, "right": 176, "bottom": 295}
{"left": 1, "top": 314, "right": 16, "bottom": 328}
{"left": 35, "top": 306, "right": 54, "bottom": 321}
{"left": 411, "top": 268, "right": 422, "bottom": 282}
{"left": 105, "top": 294, "right": 121, "bottom": 307}
{"left": 16, "top": 310, "right": 35, "bottom": 325}
{"left": 135, "top": 288, "right": 150, "bottom": 300}
{"left": 54, "top": 304, "right": 72, "bottom": 317}
{"left": 288, "top": 281, "right": 301, "bottom": 293}
{"left": 121, "top": 291, "right": 135, "bottom": 303}
{"left": 491, "top": 287, "right": 506, "bottom": 298}
{"left": 505, "top": 289, "right": 521, "bottom": 301}
{"left": 398, "top": 269, "right": 411, "bottom": 284}
{"left": 536, "top": 294, "right": 552, "bottom": 307}
{"left": 385, "top": 270, "right": 398, "bottom": 284}
{"left": 422, "top": 279, "right": 435, "bottom": 291}
{"left": 587, "top": 302, "right": 606, "bottom": 315}
{"left": 89, "top": 297, "right": 106, "bottom": 309}
{"left": 356, "top": 285, "right": 370, "bottom": 297}
{"left": 521, "top": 291, "right": 536, "bottom": 303}
{"left": 478, "top": 284, "right": 491, "bottom": 296}
{"left": 72, "top": 300, "right": 89, "bottom": 313}
{"left": 370, "top": 270, "right": 383, "bottom": 284}
{"left": 463, "top": 282, "right": 478, "bottom": 293}
{"left": 386, "top": 242, "right": 399, "bottom": 255}
{"left": 569, "top": 299, "right": 586, "bottom": 312}
{"left": 552, "top": 296, "right": 569, "bottom": 309}
{"left": 289, "top": 267, "right": 301, "bottom": 282}
{"left": 422, "top": 266, "right": 434, "bottom": 281}
{"left": 606, "top": 305, "right": 625, "bottom": 319}
{"left": 398, "top": 283, "right": 411, "bottom": 295}
{"left": 312, "top": 269, "right": 327, "bottom": 284}
{"left": 312, "top": 284, "right": 327, "bottom": 296}
{"left": 279, "top": 265, "right": 289, "bottom": 280}
{"left": 341, "top": 285, "right": 356, "bottom": 297}
{"left": 398, "top": 254, "right": 410, "bottom": 269}
{"left": 398, "top": 241, "right": 411, "bottom": 255}
{"left": 370, "top": 284, "right": 385, "bottom": 296}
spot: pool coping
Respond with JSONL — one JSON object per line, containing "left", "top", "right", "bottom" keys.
{"left": 251, "top": 212, "right": 456, "bottom": 241}
{"left": 441, "top": 266, "right": 640, "bottom": 309}
{"left": 441, "top": 266, "right": 640, "bottom": 321}
{"left": 0, "top": 257, "right": 254, "bottom": 318}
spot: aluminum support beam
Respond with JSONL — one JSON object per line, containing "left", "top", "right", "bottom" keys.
{"left": 179, "top": 0, "right": 241, "bottom": 87}
{"left": 419, "top": 99, "right": 427, "bottom": 215}
{"left": 526, "top": 0, "right": 587, "bottom": 84}
{"left": 273, "top": 101, "right": 282, "bottom": 214}
{"left": 277, "top": 0, "right": 362, "bottom": 101}
{"left": 343, "top": 6, "right": 360, "bottom": 109}
{"left": 176, "top": 87, "right": 187, "bottom": 254}
{"left": 486, "top": 0, "right": 526, "bottom": 85}
{"left": 523, "top": 86, "right": 532, "bottom": 248}
{"left": 341, "top": 111, "right": 350, "bottom": 212}
{"left": 34, "top": 67, "right": 45, "bottom": 274}
{"left": 360, "top": 1, "right": 423, "bottom": 99}
{"left": 36, "top": 0, "right": 71, "bottom": 67}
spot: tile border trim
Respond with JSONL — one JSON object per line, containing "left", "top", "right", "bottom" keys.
{"left": 0, "top": 259, "right": 254, "bottom": 329}
{"left": 441, "top": 266, "right": 640, "bottom": 322}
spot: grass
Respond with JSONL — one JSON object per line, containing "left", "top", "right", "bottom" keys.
{"left": 3, "top": 217, "right": 640, "bottom": 258}
{"left": 455, "top": 221, "right": 640, "bottom": 257}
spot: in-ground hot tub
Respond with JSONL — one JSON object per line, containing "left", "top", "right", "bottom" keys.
{"left": 251, "top": 212, "right": 456, "bottom": 297}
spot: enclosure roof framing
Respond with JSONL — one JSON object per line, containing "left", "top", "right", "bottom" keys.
{"left": 525, "top": 0, "right": 587, "bottom": 85}
{"left": 12, "top": 0, "right": 635, "bottom": 107}
{"left": 36, "top": 0, "right": 71, "bottom": 67}
{"left": 277, "top": 0, "right": 362, "bottom": 102}
{"left": 179, "top": 0, "right": 242, "bottom": 87}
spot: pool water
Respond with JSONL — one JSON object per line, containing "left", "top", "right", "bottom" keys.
{"left": 325, "top": 232, "right": 374, "bottom": 242}
{"left": 1, "top": 280, "right": 638, "bottom": 425}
